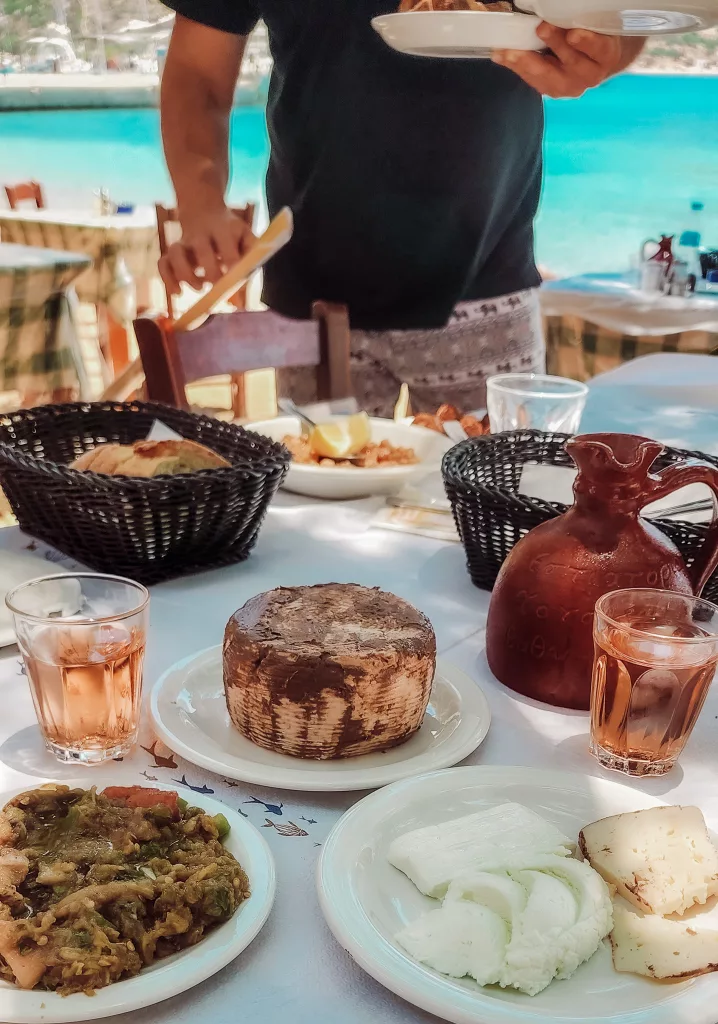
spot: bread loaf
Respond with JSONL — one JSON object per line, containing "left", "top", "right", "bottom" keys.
{"left": 69, "top": 439, "right": 230, "bottom": 477}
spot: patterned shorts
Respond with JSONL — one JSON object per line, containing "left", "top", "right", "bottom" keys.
{"left": 276, "top": 288, "right": 545, "bottom": 417}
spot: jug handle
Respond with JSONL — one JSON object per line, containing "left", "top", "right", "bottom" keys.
{"left": 645, "top": 461, "right": 718, "bottom": 595}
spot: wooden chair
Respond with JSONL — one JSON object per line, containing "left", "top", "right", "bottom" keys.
{"left": 155, "top": 202, "right": 256, "bottom": 416}
{"left": 5, "top": 181, "right": 45, "bottom": 210}
{"left": 134, "top": 303, "right": 352, "bottom": 412}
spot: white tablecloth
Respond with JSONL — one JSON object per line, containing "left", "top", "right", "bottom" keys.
{"left": 1, "top": 386, "right": 717, "bottom": 1024}
{"left": 541, "top": 272, "right": 718, "bottom": 336}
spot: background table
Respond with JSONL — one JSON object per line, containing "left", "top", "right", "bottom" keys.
{"left": 0, "top": 207, "right": 158, "bottom": 313}
{"left": 542, "top": 273, "right": 718, "bottom": 381}
{"left": 0, "top": 242, "right": 91, "bottom": 404}
{"left": 0, "top": 383, "right": 717, "bottom": 1024}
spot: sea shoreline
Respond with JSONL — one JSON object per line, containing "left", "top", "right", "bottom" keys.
{"left": 0, "top": 72, "right": 268, "bottom": 111}
{"left": 0, "top": 63, "right": 716, "bottom": 111}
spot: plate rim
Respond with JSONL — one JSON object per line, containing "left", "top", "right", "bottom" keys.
{"left": 371, "top": 11, "right": 543, "bottom": 55}
{"left": 372, "top": 10, "right": 541, "bottom": 22}
{"left": 371, "top": 5, "right": 714, "bottom": 37}
{"left": 150, "top": 646, "right": 491, "bottom": 793}
{"left": 316, "top": 765, "right": 717, "bottom": 1024}
{"left": 0, "top": 778, "right": 276, "bottom": 1023}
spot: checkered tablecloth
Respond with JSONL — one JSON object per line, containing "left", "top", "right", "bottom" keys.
{"left": 0, "top": 243, "right": 91, "bottom": 396}
{"left": 545, "top": 314, "right": 718, "bottom": 381}
{"left": 0, "top": 208, "right": 159, "bottom": 310}
{"left": 541, "top": 274, "right": 718, "bottom": 381}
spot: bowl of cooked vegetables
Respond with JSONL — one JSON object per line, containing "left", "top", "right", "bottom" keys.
{"left": 0, "top": 782, "right": 275, "bottom": 1023}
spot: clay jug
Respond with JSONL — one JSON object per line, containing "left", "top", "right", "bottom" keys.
{"left": 485, "top": 433, "right": 718, "bottom": 711}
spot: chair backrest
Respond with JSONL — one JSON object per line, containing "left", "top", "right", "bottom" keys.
{"left": 5, "top": 181, "right": 45, "bottom": 210}
{"left": 135, "top": 303, "right": 352, "bottom": 411}
{"left": 155, "top": 202, "right": 256, "bottom": 319}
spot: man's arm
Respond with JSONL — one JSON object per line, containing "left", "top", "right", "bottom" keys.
{"left": 493, "top": 27, "right": 644, "bottom": 98}
{"left": 159, "top": 15, "right": 254, "bottom": 293}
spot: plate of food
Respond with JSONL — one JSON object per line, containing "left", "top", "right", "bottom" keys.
{"left": 150, "top": 583, "right": 491, "bottom": 792}
{"left": 318, "top": 765, "right": 718, "bottom": 1024}
{"left": 246, "top": 413, "right": 451, "bottom": 500}
{"left": 0, "top": 780, "right": 275, "bottom": 1022}
{"left": 372, "top": 0, "right": 543, "bottom": 59}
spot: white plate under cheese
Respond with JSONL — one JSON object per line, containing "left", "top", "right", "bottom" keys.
{"left": 317, "top": 766, "right": 718, "bottom": 1024}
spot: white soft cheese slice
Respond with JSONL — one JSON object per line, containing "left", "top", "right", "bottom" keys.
{"left": 446, "top": 871, "right": 528, "bottom": 922}
{"left": 500, "top": 869, "right": 578, "bottom": 996}
{"left": 579, "top": 805, "right": 718, "bottom": 916}
{"left": 611, "top": 901, "right": 718, "bottom": 979}
{"left": 396, "top": 900, "right": 508, "bottom": 986}
{"left": 499, "top": 855, "right": 613, "bottom": 996}
{"left": 388, "top": 803, "right": 574, "bottom": 898}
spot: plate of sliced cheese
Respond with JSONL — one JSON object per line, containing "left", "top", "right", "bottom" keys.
{"left": 317, "top": 765, "right": 718, "bottom": 1024}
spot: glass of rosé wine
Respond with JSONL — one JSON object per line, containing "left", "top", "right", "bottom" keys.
{"left": 590, "top": 588, "right": 718, "bottom": 777}
{"left": 6, "top": 573, "right": 149, "bottom": 765}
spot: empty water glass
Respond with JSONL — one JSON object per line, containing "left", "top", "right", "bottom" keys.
{"left": 486, "top": 373, "right": 588, "bottom": 434}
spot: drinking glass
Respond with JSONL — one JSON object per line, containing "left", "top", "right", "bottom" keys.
{"left": 6, "top": 573, "right": 149, "bottom": 765}
{"left": 590, "top": 588, "right": 718, "bottom": 777}
{"left": 486, "top": 373, "right": 588, "bottom": 434}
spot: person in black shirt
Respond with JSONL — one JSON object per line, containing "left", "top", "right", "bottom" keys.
{"left": 158, "top": 2, "right": 643, "bottom": 413}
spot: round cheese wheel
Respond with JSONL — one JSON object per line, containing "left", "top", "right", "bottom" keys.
{"left": 223, "top": 583, "right": 436, "bottom": 759}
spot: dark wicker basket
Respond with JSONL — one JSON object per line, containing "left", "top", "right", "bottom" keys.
{"left": 0, "top": 401, "right": 290, "bottom": 585}
{"left": 442, "top": 430, "right": 718, "bottom": 605}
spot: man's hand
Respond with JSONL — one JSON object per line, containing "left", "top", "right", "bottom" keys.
{"left": 492, "top": 25, "right": 644, "bottom": 98}
{"left": 159, "top": 206, "right": 256, "bottom": 296}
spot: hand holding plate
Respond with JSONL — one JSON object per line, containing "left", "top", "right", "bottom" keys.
{"left": 492, "top": 25, "right": 644, "bottom": 97}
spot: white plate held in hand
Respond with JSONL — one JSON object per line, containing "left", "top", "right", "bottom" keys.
{"left": 372, "top": 11, "right": 543, "bottom": 58}
{"left": 150, "top": 647, "right": 491, "bottom": 792}
{"left": 516, "top": 0, "right": 716, "bottom": 33}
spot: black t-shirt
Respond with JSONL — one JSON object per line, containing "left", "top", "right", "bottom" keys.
{"left": 163, "top": 0, "right": 544, "bottom": 330}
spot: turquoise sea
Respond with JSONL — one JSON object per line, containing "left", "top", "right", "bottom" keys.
{"left": 1, "top": 73, "right": 717, "bottom": 275}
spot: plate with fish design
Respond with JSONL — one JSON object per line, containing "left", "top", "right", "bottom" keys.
{"left": 150, "top": 647, "right": 491, "bottom": 792}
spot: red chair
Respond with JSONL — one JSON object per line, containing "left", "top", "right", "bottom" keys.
{"left": 5, "top": 181, "right": 45, "bottom": 210}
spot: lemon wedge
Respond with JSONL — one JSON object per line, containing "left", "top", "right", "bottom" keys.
{"left": 346, "top": 411, "right": 371, "bottom": 452}
{"left": 309, "top": 423, "right": 352, "bottom": 459}
{"left": 309, "top": 412, "right": 371, "bottom": 459}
